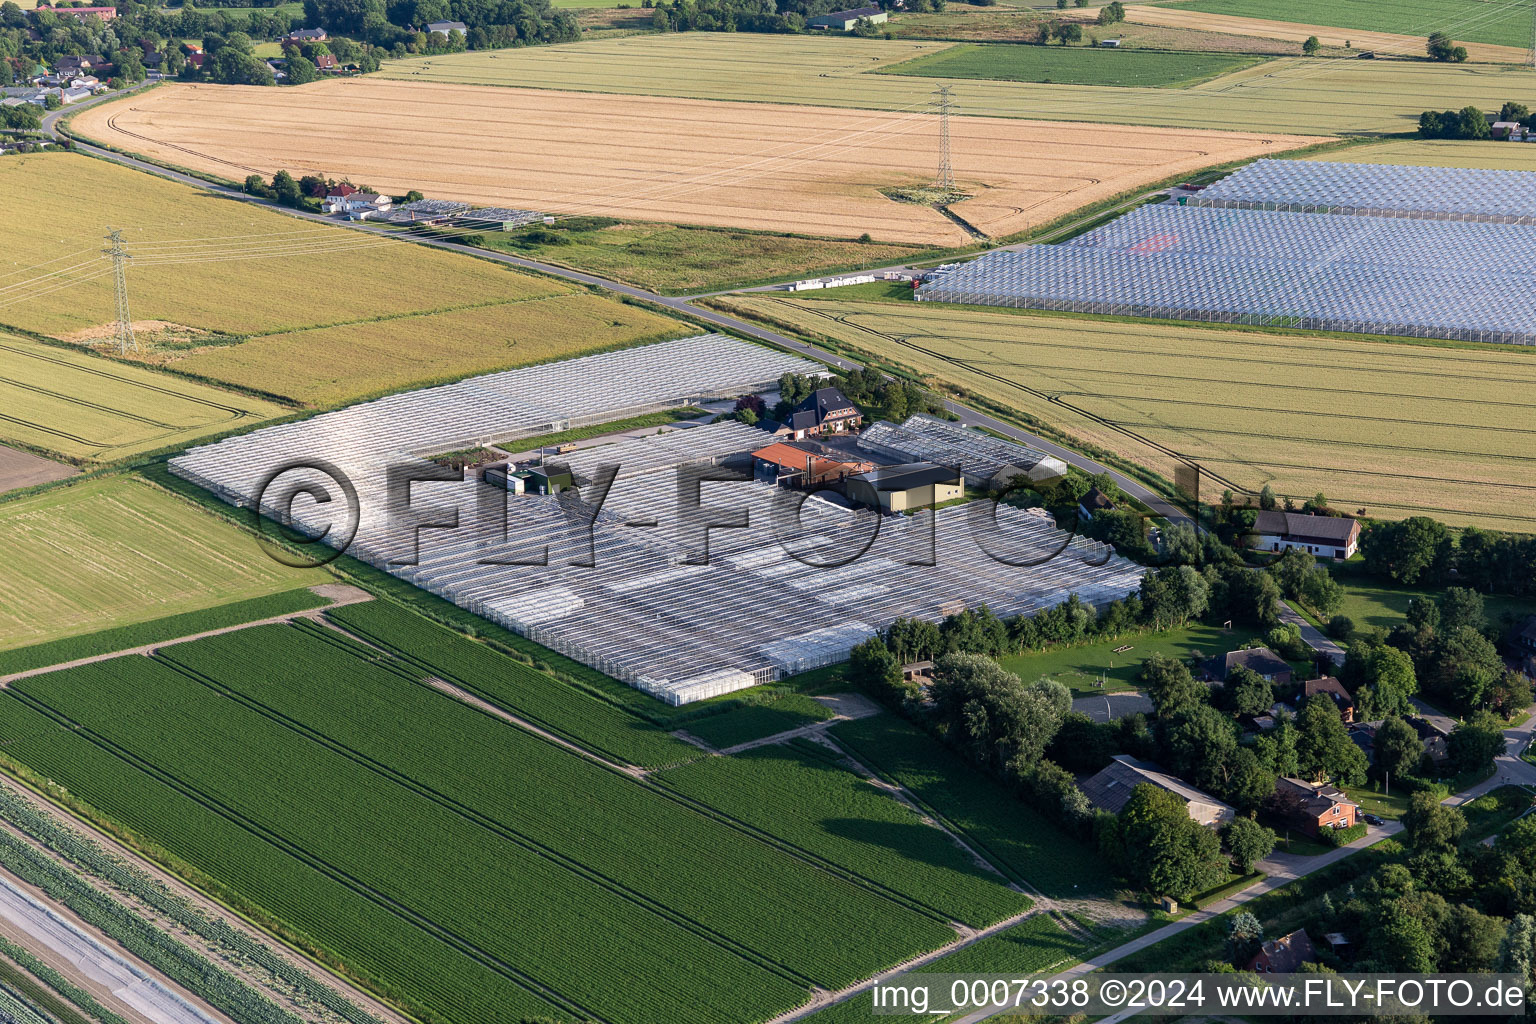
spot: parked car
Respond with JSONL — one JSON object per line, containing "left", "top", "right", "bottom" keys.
{"left": 1362, "top": 813, "right": 1385, "bottom": 826}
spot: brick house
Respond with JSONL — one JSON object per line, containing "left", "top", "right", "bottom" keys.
{"left": 1270, "top": 777, "right": 1358, "bottom": 836}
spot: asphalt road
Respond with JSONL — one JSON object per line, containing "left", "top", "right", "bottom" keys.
{"left": 40, "top": 91, "right": 1194, "bottom": 529}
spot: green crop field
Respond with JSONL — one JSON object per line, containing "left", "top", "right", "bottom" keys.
{"left": 713, "top": 292, "right": 1536, "bottom": 532}
{"left": 681, "top": 694, "right": 836, "bottom": 749}
{"left": 830, "top": 716, "right": 1111, "bottom": 898}
{"left": 0, "top": 154, "right": 689, "bottom": 407}
{"left": 657, "top": 744, "right": 1032, "bottom": 927}
{"left": 325, "top": 600, "right": 701, "bottom": 769}
{"left": 1162, "top": 0, "right": 1525, "bottom": 48}
{"left": 877, "top": 43, "right": 1264, "bottom": 88}
{"left": 802, "top": 914, "right": 1081, "bottom": 1023}
{"left": 0, "top": 333, "right": 287, "bottom": 462}
{"left": 0, "top": 624, "right": 961, "bottom": 1024}
{"left": 480, "top": 221, "right": 931, "bottom": 296}
{"left": 997, "top": 622, "right": 1273, "bottom": 696}
{"left": 377, "top": 34, "right": 1536, "bottom": 135}
{"left": 0, "top": 476, "right": 324, "bottom": 651}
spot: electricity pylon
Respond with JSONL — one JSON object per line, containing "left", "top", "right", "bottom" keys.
{"left": 934, "top": 85, "right": 954, "bottom": 191}
{"left": 103, "top": 227, "right": 138, "bottom": 355}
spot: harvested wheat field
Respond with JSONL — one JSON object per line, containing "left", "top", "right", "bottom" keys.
{"left": 1118, "top": 6, "right": 1528, "bottom": 64}
{"left": 73, "top": 80, "right": 1323, "bottom": 244}
{"left": 714, "top": 292, "right": 1536, "bottom": 533}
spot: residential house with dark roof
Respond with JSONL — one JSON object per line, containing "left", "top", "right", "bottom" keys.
{"left": 846, "top": 462, "right": 963, "bottom": 514}
{"left": 54, "top": 54, "right": 108, "bottom": 78}
{"left": 1078, "top": 486, "right": 1114, "bottom": 520}
{"left": 1304, "top": 676, "right": 1355, "bottom": 723}
{"left": 1250, "top": 510, "right": 1361, "bottom": 560}
{"left": 1208, "top": 647, "right": 1293, "bottom": 686}
{"left": 1249, "top": 930, "right": 1317, "bottom": 974}
{"left": 1508, "top": 614, "right": 1536, "bottom": 676}
{"left": 280, "top": 27, "right": 328, "bottom": 43}
{"left": 1270, "top": 777, "right": 1358, "bottom": 835}
{"left": 786, "top": 385, "right": 861, "bottom": 440}
{"left": 1081, "top": 755, "right": 1235, "bottom": 827}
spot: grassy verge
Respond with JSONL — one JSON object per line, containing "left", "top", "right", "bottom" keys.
{"left": 491, "top": 405, "right": 706, "bottom": 453}
{"left": 997, "top": 621, "right": 1270, "bottom": 696}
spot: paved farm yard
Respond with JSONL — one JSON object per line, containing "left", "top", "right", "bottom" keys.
{"left": 70, "top": 80, "right": 1323, "bottom": 244}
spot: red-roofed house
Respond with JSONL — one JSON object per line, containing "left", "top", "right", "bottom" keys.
{"left": 313, "top": 53, "right": 337, "bottom": 70}
{"left": 37, "top": 5, "right": 117, "bottom": 20}
{"left": 752, "top": 442, "right": 873, "bottom": 488}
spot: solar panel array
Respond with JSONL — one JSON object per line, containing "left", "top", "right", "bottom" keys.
{"left": 918, "top": 179, "right": 1536, "bottom": 346}
{"left": 171, "top": 336, "right": 1144, "bottom": 704}
{"left": 858, "top": 414, "right": 1069, "bottom": 487}
{"left": 1191, "top": 159, "right": 1536, "bottom": 223}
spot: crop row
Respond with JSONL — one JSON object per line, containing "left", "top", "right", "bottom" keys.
{"left": 657, "top": 745, "right": 1030, "bottom": 928}
{"left": 25, "top": 655, "right": 798, "bottom": 1022}
{"left": 0, "top": 820, "right": 303, "bottom": 1024}
{"left": 158, "top": 624, "right": 953, "bottom": 988}
{"left": 0, "top": 690, "right": 569, "bottom": 1024}
{"left": 3, "top": 662, "right": 791, "bottom": 1024}
{"left": 0, "top": 784, "right": 383, "bottom": 1024}
{"left": 326, "top": 600, "right": 699, "bottom": 768}
{"left": 829, "top": 717, "right": 1110, "bottom": 898}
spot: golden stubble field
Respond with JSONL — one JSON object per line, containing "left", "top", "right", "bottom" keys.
{"left": 0, "top": 154, "right": 690, "bottom": 424}
{"left": 71, "top": 80, "right": 1324, "bottom": 245}
{"left": 715, "top": 293, "right": 1536, "bottom": 533}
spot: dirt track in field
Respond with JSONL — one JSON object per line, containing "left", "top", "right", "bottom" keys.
{"left": 1120, "top": 5, "right": 1529, "bottom": 64}
{"left": 71, "top": 81, "right": 1323, "bottom": 244}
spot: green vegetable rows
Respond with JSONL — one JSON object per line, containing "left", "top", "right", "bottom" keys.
{"left": 325, "top": 600, "right": 699, "bottom": 768}
{"left": 658, "top": 746, "right": 1031, "bottom": 928}
{"left": 0, "top": 621, "right": 961, "bottom": 1024}
{"left": 681, "top": 694, "right": 835, "bottom": 749}
{"left": 831, "top": 717, "right": 1110, "bottom": 898}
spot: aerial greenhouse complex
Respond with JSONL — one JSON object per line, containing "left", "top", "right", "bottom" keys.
{"left": 917, "top": 161, "right": 1536, "bottom": 346}
{"left": 1189, "top": 158, "right": 1536, "bottom": 222}
{"left": 171, "top": 335, "right": 1143, "bottom": 704}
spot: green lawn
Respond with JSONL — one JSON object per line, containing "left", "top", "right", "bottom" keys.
{"left": 1342, "top": 783, "right": 1412, "bottom": 821}
{"left": 875, "top": 42, "right": 1265, "bottom": 88}
{"left": 1163, "top": 0, "right": 1525, "bottom": 48}
{"left": 997, "top": 622, "right": 1270, "bottom": 697}
{"left": 1332, "top": 573, "right": 1536, "bottom": 636}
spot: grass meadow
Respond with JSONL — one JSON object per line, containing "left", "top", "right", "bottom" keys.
{"left": 0, "top": 154, "right": 689, "bottom": 408}
{"left": 480, "top": 221, "right": 931, "bottom": 295}
{"left": 877, "top": 42, "right": 1264, "bottom": 88}
{"left": 1303, "top": 138, "right": 1536, "bottom": 170}
{"left": 0, "top": 332, "right": 286, "bottom": 462}
{"left": 0, "top": 476, "right": 324, "bottom": 650}
{"left": 1163, "top": 0, "right": 1525, "bottom": 48}
{"left": 375, "top": 34, "right": 1536, "bottom": 135}
{"left": 997, "top": 621, "right": 1273, "bottom": 696}
{"left": 713, "top": 292, "right": 1536, "bottom": 532}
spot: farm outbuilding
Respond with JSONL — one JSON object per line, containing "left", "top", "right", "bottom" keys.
{"left": 806, "top": 6, "right": 887, "bottom": 30}
{"left": 846, "top": 462, "right": 963, "bottom": 513}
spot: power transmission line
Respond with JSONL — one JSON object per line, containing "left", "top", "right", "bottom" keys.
{"left": 103, "top": 227, "right": 138, "bottom": 355}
